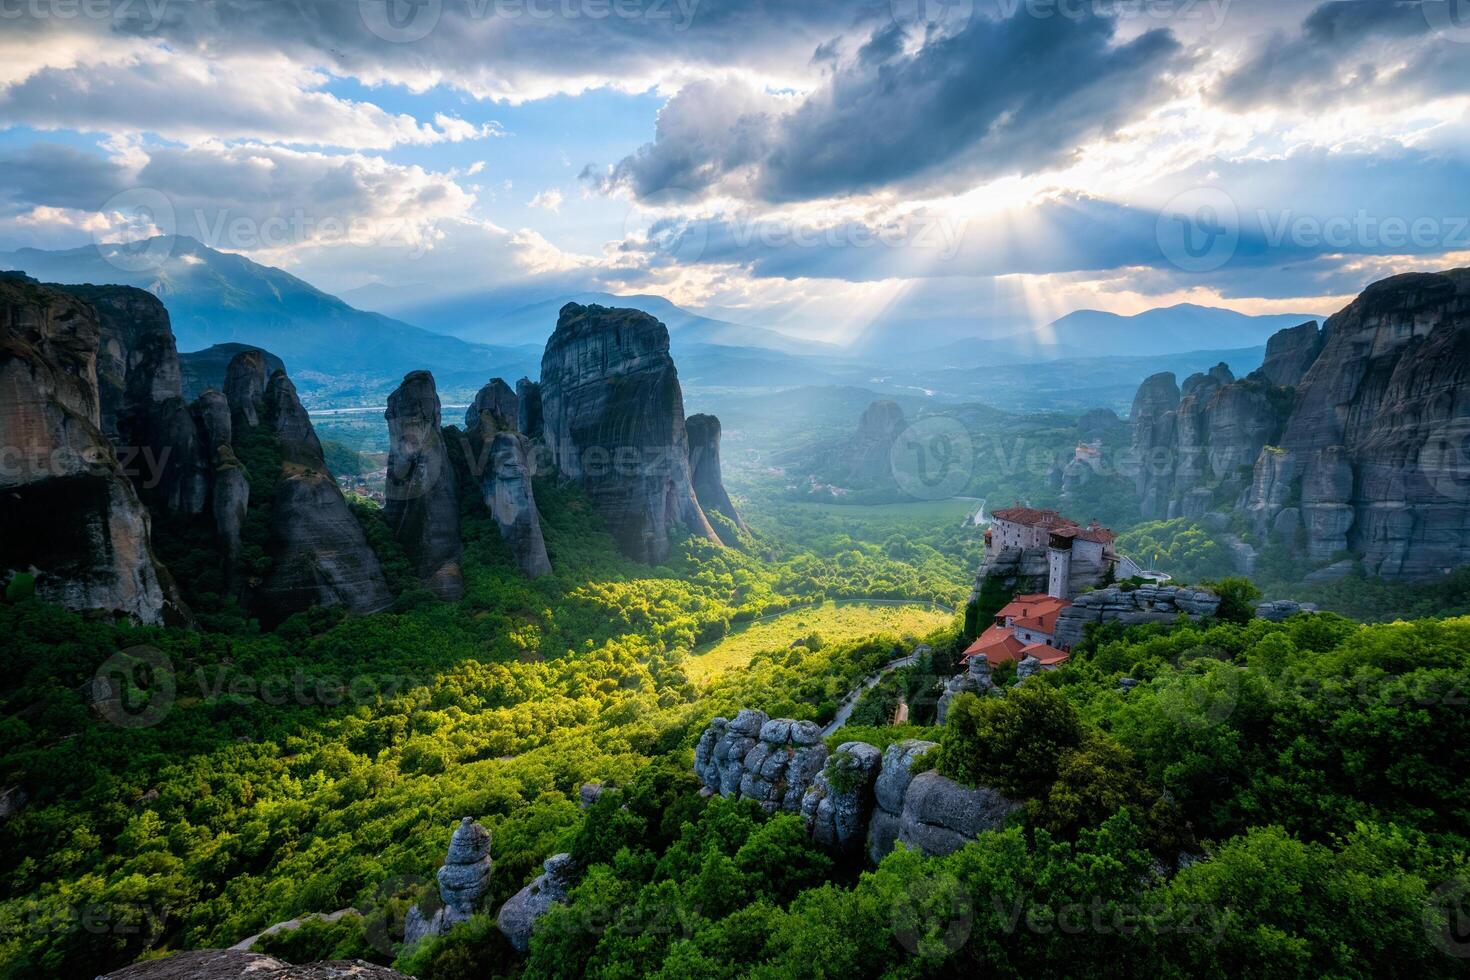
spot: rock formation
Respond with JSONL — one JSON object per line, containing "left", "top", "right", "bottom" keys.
{"left": 694, "top": 710, "right": 828, "bottom": 811}
{"left": 848, "top": 400, "right": 906, "bottom": 486}
{"left": 801, "top": 741, "right": 881, "bottom": 855}
{"left": 936, "top": 654, "right": 994, "bottom": 725}
{"left": 0, "top": 276, "right": 177, "bottom": 624}
{"left": 1248, "top": 269, "right": 1470, "bottom": 578}
{"left": 99, "top": 950, "right": 409, "bottom": 980}
{"left": 249, "top": 365, "right": 393, "bottom": 623}
{"left": 384, "top": 372, "right": 463, "bottom": 599}
{"left": 539, "top": 303, "right": 719, "bottom": 563}
{"left": 497, "top": 853, "right": 575, "bottom": 953}
{"left": 404, "top": 817, "right": 493, "bottom": 946}
{"left": 1052, "top": 584, "right": 1221, "bottom": 649}
{"left": 70, "top": 284, "right": 209, "bottom": 516}
{"left": 224, "top": 349, "right": 269, "bottom": 429}
{"left": 1258, "top": 321, "right": 1324, "bottom": 387}
{"left": 516, "top": 377, "right": 543, "bottom": 441}
{"left": 463, "top": 378, "right": 552, "bottom": 578}
{"left": 685, "top": 413, "right": 745, "bottom": 534}
{"left": 694, "top": 712, "right": 1018, "bottom": 864}
{"left": 179, "top": 343, "right": 286, "bottom": 402}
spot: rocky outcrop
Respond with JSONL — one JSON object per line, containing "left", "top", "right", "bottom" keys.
{"left": 384, "top": 372, "right": 463, "bottom": 599}
{"left": 100, "top": 951, "right": 408, "bottom": 980}
{"left": 848, "top": 400, "right": 906, "bottom": 486}
{"left": 179, "top": 343, "right": 285, "bottom": 402}
{"left": 1256, "top": 598, "right": 1319, "bottom": 622}
{"left": 936, "top": 654, "right": 994, "bottom": 725}
{"left": 1131, "top": 362, "right": 1288, "bottom": 520}
{"left": 463, "top": 378, "right": 552, "bottom": 578}
{"left": 224, "top": 349, "right": 268, "bottom": 429}
{"left": 497, "top": 853, "right": 575, "bottom": 953}
{"left": 516, "top": 377, "right": 543, "bottom": 441}
{"left": 695, "top": 713, "right": 1018, "bottom": 863}
{"left": 694, "top": 710, "right": 828, "bottom": 812}
{"left": 404, "top": 817, "right": 493, "bottom": 947}
{"left": 685, "top": 413, "right": 745, "bottom": 534}
{"left": 0, "top": 276, "right": 176, "bottom": 624}
{"left": 71, "top": 284, "right": 209, "bottom": 516}
{"left": 801, "top": 741, "right": 881, "bottom": 855}
{"left": 1052, "top": 585, "right": 1221, "bottom": 649}
{"left": 896, "top": 771, "right": 1021, "bottom": 858}
{"left": 1248, "top": 270, "right": 1470, "bottom": 578}
{"left": 539, "top": 303, "right": 719, "bottom": 563}
{"left": 1258, "top": 321, "right": 1324, "bottom": 387}
{"left": 866, "top": 739, "right": 937, "bottom": 863}
{"left": 251, "top": 368, "right": 393, "bottom": 624}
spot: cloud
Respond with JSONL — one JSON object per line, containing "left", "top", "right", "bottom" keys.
{"left": 597, "top": 8, "right": 1185, "bottom": 204}
{"left": 528, "top": 188, "right": 564, "bottom": 213}
{"left": 1214, "top": 0, "right": 1470, "bottom": 109}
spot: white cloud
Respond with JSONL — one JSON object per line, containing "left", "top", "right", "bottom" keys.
{"left": 528, "top": 188, "right": 564, "bottom": 213}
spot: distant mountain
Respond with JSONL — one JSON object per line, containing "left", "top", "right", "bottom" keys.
{"left": 374, "top": 288, "right": 835, "bottom": 356}
{"left": 0, "top": 237, "right": 530, "bottom": 400}
{"left": 1019, "top": 305, "right": 1322, "bottom": 357}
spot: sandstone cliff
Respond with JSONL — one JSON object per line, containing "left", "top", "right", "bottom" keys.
{"left": 517, "top": 377, "right": 543, "bottom": 441}
{"left": 848, "top": 400, "right": 906, "bottom": 486}
{"left": 1249, "top": 270, "right": 1470, "bottom": 577}
{"left": 539, "top": 303, "right": 718, "bottom": 563}
{"left": 0, "top": 276, "right": 177, "bottom": 624}
{"left": 685, "top": 412, "right": 746, "bottom": 535}
{"left": 462, "top": 378, "right": 552, "bottom": 578}
{"left": 385, "top": 371, "right": 463, "bottom": 599}
{"left": 248, "top": 365, "right": 393, "bottom": 623}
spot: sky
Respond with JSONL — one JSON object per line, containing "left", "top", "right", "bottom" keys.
{"left": 0, "top": 0, "right": 1468, "bottom": 346}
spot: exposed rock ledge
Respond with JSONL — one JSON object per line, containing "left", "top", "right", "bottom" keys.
{"left": 1053, "top": 585, "right": 1221, "bottom": 650}
{"left": 694, "top": 711, "right": 1019, "bottom": 862}
{"left": 99, "top": 950, "right": 408, "bottom": 979}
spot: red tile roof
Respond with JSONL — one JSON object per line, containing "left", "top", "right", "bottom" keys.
{"left": 962, "top": 625, "right": 1028, "bottom": 665}
{"left": 991, "top": 506, "right": 1076, "bottom": 528}
{"left": 1022, "top": 642, "right": 1070, "bottom": 667}
{"left": 996, "top": 594, "right": 1070, "bottom": 633}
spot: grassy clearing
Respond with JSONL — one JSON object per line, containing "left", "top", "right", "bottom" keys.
{"left": 684, "top": 600, "right": 956, "bottom": 684}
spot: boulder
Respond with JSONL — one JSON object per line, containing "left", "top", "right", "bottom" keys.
{"left": 497, "top": 853, "right": 575, "bottom": 953}
{"left": 896, "top": 771, "right": 1020, "bottom": 858}
{"left": 692, "top": 711, "right": 827, "bottom": 813}
{"left": 466, "top": 378, "right": 519, "bottom": 436}
{"left": 405, "top": 817, "right": 494, "bottom": 948}
{"left": 385, "top": 371, "right": 463, "bottom": 599}
{"left": 99, "top": 950, "right": 410, "bottom": 980}
{"left": 539, "top": 303, "right": 719, "bottom": 563}
{"left": 868, "top": 739, "right": 937, "bottom": 863}
{"left": 801, "top": 741, "right": 882, "bottom": 855}
{"left": 936, "top": 655, "right": 993, "bottom": 724}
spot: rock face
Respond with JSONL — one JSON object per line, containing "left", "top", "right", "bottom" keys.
{"left": 539, "top": 303, "right": 719, "bottom": 563}
{"left": 801, "top": 741, "right": 882, "bottom": 855}
{"left": 685, "top": 413, "right": 745, "bottom": 533}
{"left": 0, "top": 276, "right": 175, "bottom": 624}
{"left": 1131, "top": 362, "right": 1288, "bottom": 520}
{"left": 463, "top": 378, "right": 552, "bottom": 578}
{"left": 250, "top": 366, "right": 393, "bottom": 624}
{"left": 695, "top": 714, "right": 1018, "bottom": 863}
{"left": 1052, "top": 585, "right": 1221, "bottom": 649}
{"left": 694, "top": 710, "right": 829, "bottom": 812}
{"left": 384, "top": 372, "right": 463, "bottom": 599}
{"left": 1259, "top": 321, "right": 1325, "bottom": 387}
{"left": 224, "top": 349, "right": 269, "bottom": 429}
{"left": 848, "top": 400, "right": 906, "bottom": 485}
{"left": 936, "top": 654, "right": 994, "bottom": 725}
{"left": 1248, "top": 270, "right": 1470, "bottom": 578}
{"left": 99, "top": 950, "right": 409, "bottom": 980}
{"left": 516, "top": 377, "right": 543, "bottom": 440}
{"left": 404, "top": 817, "right": 493, "bottom": 947}
{"left": 896, "top": 771, "right": 1021, "bottom": 858}
{"left": 72, "top": 284, "right": 209, "bottom": 516}
{"left": 497, "top": 853, "right": 575, "bottom": 953}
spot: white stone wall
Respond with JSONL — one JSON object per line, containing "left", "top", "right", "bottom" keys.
{"left": 1047, "top": 547, "right": 1071, "bottom": 598}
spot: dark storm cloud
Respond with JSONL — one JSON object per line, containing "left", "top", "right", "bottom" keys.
{"left": 1215, "top": 0, "right": 1470, "bottom": 108}
{"left": 0, "top": 144, "right": 129, "bottom": 212}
